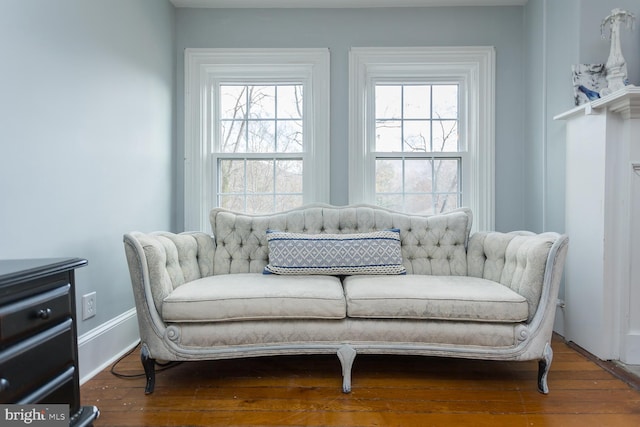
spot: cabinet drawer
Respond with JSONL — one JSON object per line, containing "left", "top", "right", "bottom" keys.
{"left": 0, "top": 320, "right": 74, "bottom": 403}
{"left": 0, "top": 284, "right": 71, "bottom": 346}
{"left": 19, "top": 366, "right": 79, "bottom": 413}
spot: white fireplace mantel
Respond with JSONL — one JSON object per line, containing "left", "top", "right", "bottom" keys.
{"left": 555, "top": 86, "right": 640, "bottom": 363}
{"left": 555, "top": 85, "right": 640, "bottom": 120}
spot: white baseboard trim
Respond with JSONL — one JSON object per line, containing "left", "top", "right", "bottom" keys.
{"left": 78, "top": 308, "right": 140, "bottom": 385}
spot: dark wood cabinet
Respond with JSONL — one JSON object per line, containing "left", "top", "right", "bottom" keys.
{"left": 0, "top": 258, "right": 99, "bottom": 426}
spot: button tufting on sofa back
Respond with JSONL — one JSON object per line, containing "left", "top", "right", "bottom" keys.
{"left": 131, "top": 232, "right": 215, "bottom": 313}
{"left": 155, "top": 232, "right": 215, "bottom": 281}
{"left": 209, "top": 204, "right": 473, "bottom": 276}
{"left": 467, "top": 231, "right": 555, "bottom": 321}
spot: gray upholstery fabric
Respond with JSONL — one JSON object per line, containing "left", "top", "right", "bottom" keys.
{"left": 343, "top": 275, "right": 528, "bottom": 322}
{"left": 170, "top": 318, "right": 519, "bottom": 348}
{"left": 210, "top": 204, "right": 472, "bottom": 276}
{"left": 467, "top": 232, "right": 556, "bottom": 321}
{"left": 127, "top": 231, "right": 215, "bottom": 313}
{"left": 162, "top": 273, "right": 346, "bottom": 322}
{"left": 155, "top": 232, "right": 215, "bottom": 281}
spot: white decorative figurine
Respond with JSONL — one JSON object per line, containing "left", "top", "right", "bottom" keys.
{"left": 600, "top": 8, "right": 635, "bottom": 96}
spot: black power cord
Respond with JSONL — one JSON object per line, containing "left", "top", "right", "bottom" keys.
{"left": 110, "top": 342, "right": 182, "bottom": 379}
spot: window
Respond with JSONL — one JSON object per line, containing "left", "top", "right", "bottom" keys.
{"left": 349, "top": 47, "right": 495, "bottom": 231}
{"left": 185, "top": 49, "right": 330, "bottom": 231}
{"left": 217, "top": 84, "right": 304, "bottom": 213}
{"left": 374, "top": 83, "right": 462, "bottom": 213}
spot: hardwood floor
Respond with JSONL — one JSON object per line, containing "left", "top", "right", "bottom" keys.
{"left": 81, "top": 335, "right": 640, "bottom": 426}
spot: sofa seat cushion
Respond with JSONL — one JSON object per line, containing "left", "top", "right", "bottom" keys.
{"left": 343, "top": 275, "right": 528, "bottom": 322}
{"left": 162, "top": 273, "right": 346, "bottom": 322}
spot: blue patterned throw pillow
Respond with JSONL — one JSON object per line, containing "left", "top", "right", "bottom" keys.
{"left": 264, "top": 229, "right": 406, "bottom": 275}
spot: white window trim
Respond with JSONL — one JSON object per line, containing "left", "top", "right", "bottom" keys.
{"left": 348, "top": 46, "right": 495, "bottom": 231}
{"left": 184, "top": 48, "right": 330, "bottom": 231}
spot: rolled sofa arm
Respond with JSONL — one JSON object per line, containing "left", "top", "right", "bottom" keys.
{"left": 123, "top": 231, "right": 215, "bottom": 358}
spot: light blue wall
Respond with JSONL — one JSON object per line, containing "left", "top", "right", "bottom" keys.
{"left": 523, "top": 0, "right": 639, "bottom": 238}
{"left": 579, "top": 0, "right": 640, "bottom": 84}
{"left": 0, "top": 0, "right": 176, "bottom": 335}
{"left": 544, "top": 0, "right": 580, "bottom": 235}
{"left": 175, "top": 6, "right": 527, "bottom": 232}
{"left": 523, "top": 0, "right": 545, "bottom": 234}
{"left": 523, "top": 0, "right": 639, "bottom": 335}
{"left": 523, "top": 0, "right": 580, "bottom": 235}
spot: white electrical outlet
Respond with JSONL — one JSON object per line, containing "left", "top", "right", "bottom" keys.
{"left": 82, "top": 292, "right": 97, "bottom": 320}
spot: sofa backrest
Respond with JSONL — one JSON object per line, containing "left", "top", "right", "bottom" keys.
{"left": 209, "top": 204, "right": 473, "bottom": 276}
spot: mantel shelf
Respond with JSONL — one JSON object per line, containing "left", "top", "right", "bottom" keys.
{"left": 554, "top": 85, "right": 640, "bottom": 121}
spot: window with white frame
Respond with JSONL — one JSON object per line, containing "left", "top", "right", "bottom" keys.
{"left": 349, "top": 47, "right": 495, "bottom": 231}
{"left": 217, "top": 83, "right": 305, "bottom": 213}
{"left": 373, "top": 83, "right": 462, "bottom": 213}
{"left": 184, "top": 49, "right": 330, "bottom": 231}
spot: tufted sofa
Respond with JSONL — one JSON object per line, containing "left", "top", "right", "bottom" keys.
{"left": 123, "top": 204, "right": 568, "bottom": 395}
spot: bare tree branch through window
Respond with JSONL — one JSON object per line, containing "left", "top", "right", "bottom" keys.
{"left": 217, "top": 84, "right": 304, "bottom": 213}
{"left": 374, "top": 84, "right": 461, "bottom": 214}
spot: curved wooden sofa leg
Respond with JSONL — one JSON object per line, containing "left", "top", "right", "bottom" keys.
{"left": 337, "top": 344, "right": 357, "bottom": 393}
{"left": 141, "top": 344, "right": 156, "bottom": 395}
{"left": 537, "top": 342, "right": 553, "bottom": 394}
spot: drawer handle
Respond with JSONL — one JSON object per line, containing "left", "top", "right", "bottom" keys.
{"left": 37, "top": 308, "right": 52, "bottom": 319}
{"left": 0, "top": 378, "right": 9, "bottom": 392}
